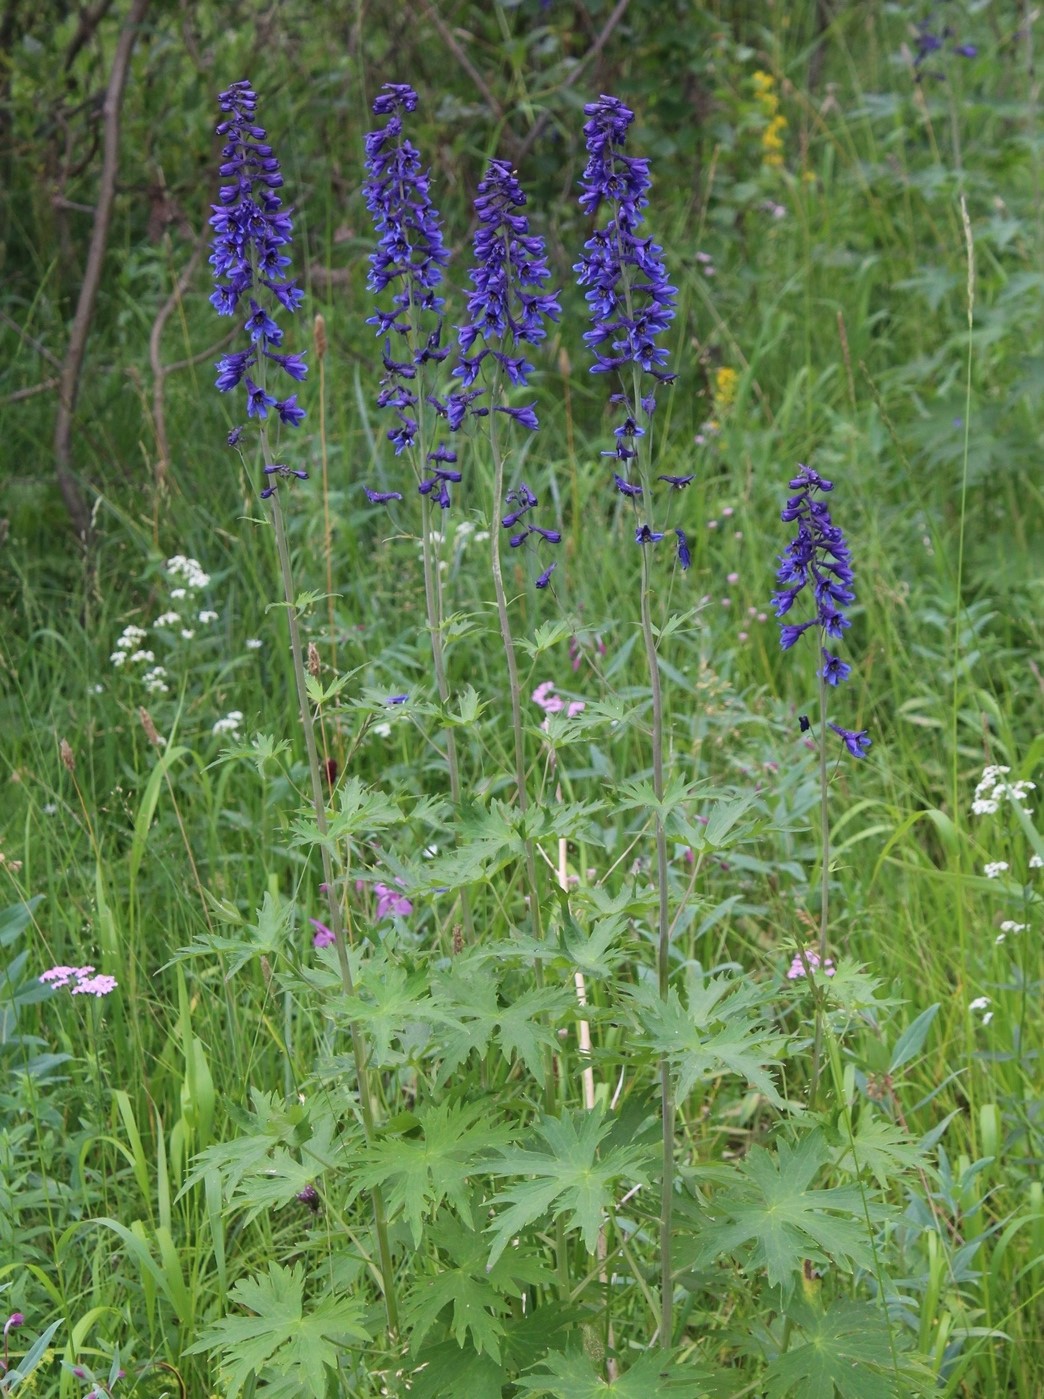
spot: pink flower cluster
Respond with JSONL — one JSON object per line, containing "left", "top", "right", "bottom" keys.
{"left": 786, "top": 949, "right": 836, "bottom": 981}
{"left": 39, "top": 965, "right": 118, "bottom": 997}
{"left": 532, "top": 681, "right": 585, "bottom": 719}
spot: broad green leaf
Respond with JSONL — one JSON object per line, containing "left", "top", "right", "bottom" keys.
{"left": 516, "top": 1345, "right": 718, "bottom": 1396}
{"left": 685, "top": 1131, "right": 884, "bottom": 1294}
{"left": 403, "top": 1207, "right": 555, "bottom": 1361}
{"left": 408, "top": 1339, "right": 506, "bottom": 1399}
{"left": 763, "top": 1300, "right": 934, "bottom": 1398}
{"left": 486, "top": 1109, "right": 651, "bottom": 1266}
{"left": 833, "top": 1113, "right": 925, "bottom": 1189}
{"left": 350, "top": 1101, "right": 513, "bottom": 1246}
{"left": 889, "top": 1004, "right": 940, "bottom": 1073}
{"left": 185, "top": 1260, "right": 369, "bottom": 1398}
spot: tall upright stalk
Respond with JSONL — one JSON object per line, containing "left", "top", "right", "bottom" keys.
{"left": 265, "top": 475, "right": 399, "bottom": 1339}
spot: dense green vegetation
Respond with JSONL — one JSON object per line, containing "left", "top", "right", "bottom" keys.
{"left": 1, "top": 2, "right": 1041, "bottom": 1395}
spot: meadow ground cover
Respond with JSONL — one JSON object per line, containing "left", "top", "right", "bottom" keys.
{"left": 1, "top": 3, "right": 1041, "bottom": 1395}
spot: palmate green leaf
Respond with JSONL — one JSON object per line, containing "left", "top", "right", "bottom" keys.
{"left": 516, "top": 1345, "right": 717, "bottom": 1396}
{"left": 178, "top": 1089, "right": 320, "bottom": 1201}
{"left": 833, "top": 1112, "right": 925, "bottom": 1189}
{"left": 629, "top": 974, "right": 788, "bottom": 1107}
{"left": 294, "top": 775, "right": 404, "bottom": 851}
{"left": 185, "top": 1260, "right": 370, "bottom": 1398}
{"left": 169, "top": 891, "right": 291, "bottom": 976}
{"left": 408, "top": 1340, "right": 506, "bottom": 1399}
{"left": 687, "top": 1131, "right": 884, "bottom": 1295}
{"left": 430, "top": 964, "right": 570, "bottom": 1087}
{"left": 330, "top": 955, "right": 443, "bottom": 1066}
{"left": 350, "top": 1100, "right": 513, "bottom": 1247}
{"left": 486, "top": 1109, "right": 651, "bottom": 1267}
{"left": 403, "top": 1207, "right": 555, "bottom": 1362}
{"left": 763, "top": 1300, "right": 935, "bottom": 1398}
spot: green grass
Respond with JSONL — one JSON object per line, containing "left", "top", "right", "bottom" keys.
{"left": 1, "top": 3, "right": 1041, "bottom": 1396}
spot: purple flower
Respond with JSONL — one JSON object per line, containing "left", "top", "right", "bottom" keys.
{"left": 613, "top": 473, "right": 643, "bottom": 498}
{"left": 675, "top": 527, "right": 691, "bottom": 571}
{"left": 657, "top": 473, "right": 694, "bottom": 489}
{"left": 275, "top": 394, "right": 306, "bottom": 426}
{"left": 209, "top": 81, "right": 306, "bottom": 446}
{"left": 771, "top": 465, "right": 856, "bottom": 669}
{"left": 373, "top": 882, "right": 413, "bottom": 919}
{"left": 635, "top": 524, "right": 664, "bottom": 544}
{"left": 365, "top": 487, "right": 403, "bottom": 504}
{"left": 309, "top": 919, "right": 335, "bottom": 948}
{"left": 493, "top": 403, "right": 540, "bottom": 431}
{"left": 827, "top": 722, "right": 872, "bottom": 759}
{"left": 456, "top": 157, "right": 560, "bottom": 386}
{"left": 363, "top": 84, "right": 453, "bottom": 502}
{"left": 576, "top": 96, "right": 681, "bottom": 541}
{"left": 535, "top": 562, "right": 556, "bottom": 589}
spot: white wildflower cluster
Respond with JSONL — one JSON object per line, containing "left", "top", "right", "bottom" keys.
{"left": 983, "top": 861, "right": 1009, "bottom": 879}
{"left": 144, "top": 666, "right": 169, "bottom": 695}
{"left": 199, "top": 609, "right": 219, "bottom": 624}
{"left": 995, "top": 919, "right": 1029, "bottom": 944}
{"left": 972, "top": 764, "right": 1035, "bottom": 816}
{"left": 969, "top": 995, "right": 993, "bottom": 1026}
{"left": 166, "top": 555, "right": 211, "bottom": 591}
{"left": 1031, "top": 853, "right": 1043, "bottom": 869}
{"left": 212, "top": 710, "right": 244, "bottom": 736}
{"left": 110, "top": 624, "right": 149, "bottom": 668}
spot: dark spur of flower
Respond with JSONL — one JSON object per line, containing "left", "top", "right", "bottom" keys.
{"left": 613, "top": 473, "right": 643, "bottom": 498}
{"left": 828, "top": 721, "right": 871, "bottom": 759}
{"left": 210, "top": 80, "right": 306, "bottom": 435}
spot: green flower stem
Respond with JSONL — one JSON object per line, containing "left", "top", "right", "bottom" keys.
{"left": 265, "top": 480, "right": 399, "bottom": 1340}
{"left": 810, "top": 662, "right": 830, "bottom": 1106}
{"left": 638, "top": 546, "right": 674, "bottom": 1349}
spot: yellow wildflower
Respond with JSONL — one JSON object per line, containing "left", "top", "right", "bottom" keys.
{"left": 714, "top": 366, "right": 739, "bottom": 410}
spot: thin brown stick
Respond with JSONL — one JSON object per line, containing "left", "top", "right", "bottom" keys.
{"left": 53, "top": 0, "right": 150, "bottom": 543}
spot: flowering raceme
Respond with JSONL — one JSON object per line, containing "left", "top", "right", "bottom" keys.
{"left": 209, "top": 80, "right": 307, "bottom": 488}
{"left": 772, "top": 464, "right": 870, "bottom": 757}
{"left": 362, "top": 84, "right": 457, "bottom": 504}
{"left": 454, "top": 157, "right": 561, "bottom": 581}
{"left": 575, "top": 95, "right": 688, "bottom": 570}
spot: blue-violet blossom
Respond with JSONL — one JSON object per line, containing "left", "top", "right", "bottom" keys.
{"left": 772, "top": 464, "right": 869, "bottom": 756}
{"left": 210, "top": 80, "right": 307, "bottom": 475}
{"left": 362, "top": 84, "right": 457, "bottom": 506}
{"left": 575, "top": 96, "right": 685, "bottom": 554}
{"left": 453, "top": 157, "right": 562, "bottom": 578}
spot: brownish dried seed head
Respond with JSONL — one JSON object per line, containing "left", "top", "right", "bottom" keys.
{"left": 59, "top": 739, "right": 75, "bottom": 772}
{"left": 260, "top": 955, "right": 272, "bottom": 987}
{"left": 452, "top": 924, "right": 463, "bottom": 956}
{"left": 314, "top": 314, "right": 327, "bottom": 359}
{"left": 307, "top": 642, "right": 321, "bottom": 678}
{"left": 138, "top": 707, "right": 163, "bottom": 747}
{"left": 557, "top": 345, "right": 572, "bottom": 376}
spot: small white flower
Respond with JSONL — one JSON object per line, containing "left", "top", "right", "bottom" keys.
{"left": 245, "top": 638, "right": 263, "bottom": 650}
{"left": 423, "top": 844, "right": 439, "bottom": 858}
{"left": 969, "top": 996, "right": 990, "bottom": 1012}
{"left": 42, "top": 802, "right": 58, "bottom": 816}
{"left": 982, "top": 1011, "right": 994, "bottom": 1026}
{"left": 212, "top": 710, "right": 244, "bottom": 736}
{"left": 983, "top": 861, "right": 1009, "bottom": 879}
{"left": 170, "top": 587, "right": 186, "bottom": 600}
{"left": 473, "top": 530, "right": 490, "bottom": 544}
{"left": 372, "top": 722, "right": 392, "bottom": 738}
{"left": 166, "top": 555, "right": 210, "bottom": 589}
{"left": 199, "top": 610, "right": 219, "bottom": 624}
{"left": 92, "top": 683, "right": 104, "bottom": 693}
{"left": 110, "top": 651, "right": 127, "bottom": 668}
{"left": 1000, "top": 921, "right": 1028, "bottom": 934}
{"left": 144, "top": 666, "right": 169, "bottom": 695}
{"left": 155, "top": 611, "right": 181, "bottom": 627}
{"left": 1030, "top": 853, "right": 1043, "bottom": 869}
{"left": 180, "top": 629, "right": 195, "bottom": 640}
{"left": 128, "top": 649, "right": 155, "bottom": 665}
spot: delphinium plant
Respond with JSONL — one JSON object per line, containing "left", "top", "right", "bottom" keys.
{"left": 771, "top": 463, "right": 869, "bottom": 1095}
{"left": 573, "top": 92, "right": 686, "bottom": 1345}
{"left": 206, "top": 78, "right": 399, "bottom": 1339}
